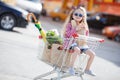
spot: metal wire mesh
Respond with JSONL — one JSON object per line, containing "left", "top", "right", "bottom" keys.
{"left": 41, "top": 35, "right": 104, "bottom": 67}
{"left": 37, "top": 35, "right": 104, "bottom": 80}
{"left": 78, "top": 35, "right": 104, "bottom": 51}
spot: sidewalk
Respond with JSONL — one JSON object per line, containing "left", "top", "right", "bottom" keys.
{"left": 0, "top": 74, "right": 31, "bottom": 80}
{"left": 0, "top": 22, "right": 120, "bottom": 80}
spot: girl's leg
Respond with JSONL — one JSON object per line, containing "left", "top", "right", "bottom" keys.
{"left": 85, "top": 49, "right": 95, "bottom": 70}
{"left": 69, "top": 47, "right": 80, "bottom": 67}
{"left": 68, "top": 47, "right": 80, "bottom": 75}
{"left": 84, "top": 49, "right": 96, "bottom": 76}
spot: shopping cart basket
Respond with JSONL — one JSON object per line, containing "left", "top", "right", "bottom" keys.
{"left": 34, "top": 35, "right": 104, "bottom": 80}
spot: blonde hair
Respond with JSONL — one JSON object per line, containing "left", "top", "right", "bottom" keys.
{"left": 61, "top": 6, "right": 89, "bottom": 37}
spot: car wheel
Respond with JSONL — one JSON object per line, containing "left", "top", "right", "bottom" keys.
{"left": 53, "top": 17, "right": 60, "bottom": 22}
{"left": 114, "top": 33, "right": 120, "bottom": 42}
{"left": 0, "top": 14, "right": 16, "bottom": 31}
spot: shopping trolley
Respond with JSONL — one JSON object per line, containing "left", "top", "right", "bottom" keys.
{"left": 34, "top": 35, "right": 104, "bottom": 80}
{"left": 26, "top": 13, "right": 104, "bottom": 80}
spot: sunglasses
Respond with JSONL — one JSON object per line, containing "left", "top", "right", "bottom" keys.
{"left": 74, "top": 13, "right": 83, "bottom": 17}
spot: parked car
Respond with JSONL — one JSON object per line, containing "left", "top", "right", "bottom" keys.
{"left": 87, "top": 13, "right": 120, "bottom": 30}
{"left": 0, "top": 1, "right": 28, "bottom": 31}
{"left": 49, "top": 7, "right": 70, "bottom": 21}
{"left": 50, "top": 7, "right": 93, "bottom": 22}
{"left": 16, "top": 0, "right": 42, "bottom": 19}
{"left": 102, "top": 25, "right": 120, "bottom": 42}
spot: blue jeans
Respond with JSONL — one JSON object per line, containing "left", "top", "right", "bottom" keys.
{"left": 70, "top": 43, "right": 89, "bottom": 53}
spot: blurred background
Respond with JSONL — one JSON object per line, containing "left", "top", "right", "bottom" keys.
{"left": 0, "top": 0, "right": 120, "bottom": 80}
{"left": 0, "top": 0, "right": 120, "bottom": 42}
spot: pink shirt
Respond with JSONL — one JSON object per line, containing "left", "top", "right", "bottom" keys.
{"left": 63, "top": 23, "right": 89, "bottom": 49}
{"left": 63, "top": 23, "right": 76, "bottom": 49}
{"left": 64, "top": 23, "right": 76, "bottom": 38}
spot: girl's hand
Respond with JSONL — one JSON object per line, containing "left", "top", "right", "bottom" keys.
{"left": 71, "top": 20, "right": 77, "bottom": 27}
{"left": 78, "top": 22, "right": 85, "bottom": 29}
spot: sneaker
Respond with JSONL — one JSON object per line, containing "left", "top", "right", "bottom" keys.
{"left": 85, "top": 70, "right": 96, "bottom": 76}
{"left": 69, "top": 67, "right": 75, "bottom": 75}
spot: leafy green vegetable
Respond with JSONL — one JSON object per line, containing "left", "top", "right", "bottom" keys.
{"left": 46, "top": 30, "right": 63, "bottom": 45}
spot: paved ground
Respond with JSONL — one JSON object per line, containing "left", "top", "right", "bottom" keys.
{"left": 0, "top": 16, "right": 120, "bottom": 80}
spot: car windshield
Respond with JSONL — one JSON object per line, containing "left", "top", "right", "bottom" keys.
{"left": 88, "top": 13, "right": 107, "bottom": 20}
{"left": 28, "top": 0, "right": 39, "bottom": 2}
{"left": 89, "top": 13, "right": 100, "bottom": 19}
{"left": 53, "top": 7, "right": 60, "bottom": 12}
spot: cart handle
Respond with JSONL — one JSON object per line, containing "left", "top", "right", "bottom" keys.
{"left": 78, "top": 35, "right": 105, "bottom": 43}
{"left": 27, "top": 13, "right": 38, "bottom": 23}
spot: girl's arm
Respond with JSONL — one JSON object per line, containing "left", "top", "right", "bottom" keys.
{"left": 65, "top": 23, "right": 73, "bottom": 38}
{"left": 85, "top": 22, "right": 89, "bottom": 36}
{"left": 86, "top": 30, "right": 89, "bottom": 36}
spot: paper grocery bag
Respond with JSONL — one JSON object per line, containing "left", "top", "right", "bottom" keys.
{"left": 51, "top": 44, "right": 72, "bottom": 68}
{"left": 41, "top": 43, "right": 51, "bottom": 63}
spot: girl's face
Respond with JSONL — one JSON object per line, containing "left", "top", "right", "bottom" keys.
{"left": 72, "top": 9, "right": 84, "bottom": 22}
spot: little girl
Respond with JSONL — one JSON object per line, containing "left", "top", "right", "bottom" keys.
{"left": 62, "top": 6, "right": 96, "bottom": 76}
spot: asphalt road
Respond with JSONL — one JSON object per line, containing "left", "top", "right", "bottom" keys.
{"left": 0, "top": 16, "right": 120, "bottom": 80}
